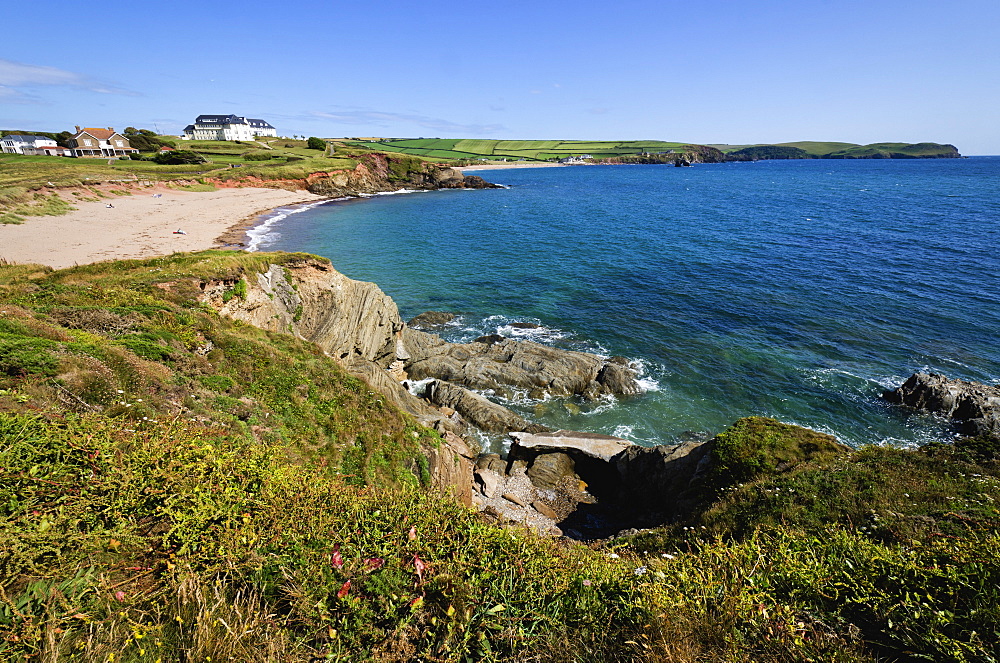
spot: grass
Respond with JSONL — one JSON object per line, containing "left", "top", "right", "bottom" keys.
{"left": 0, "top": 253, "right": 998, "bottom": 662}
{"left": 343, "top": 139, "right": 694, "bottom": 162}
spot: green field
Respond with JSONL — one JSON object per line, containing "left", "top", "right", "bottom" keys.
{"left": 344, "top": 138, "right": 691, "bottom": 162}
{"left": 709, "top": 141, "right": 958, "bottom": 158}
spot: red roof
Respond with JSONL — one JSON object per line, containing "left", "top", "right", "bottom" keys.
{"left": 76, "top": 128, "right": 117, "bottom": 140}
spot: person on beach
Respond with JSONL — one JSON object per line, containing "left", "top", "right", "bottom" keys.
{"left": 106, "top": 203, "right": 114, "bottom": 208}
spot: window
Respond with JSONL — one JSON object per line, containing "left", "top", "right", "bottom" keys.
{"left": 115, "top": 140, "right": 123, "bottom": 147}
{"left": 84, "top": 139, "right": 93, "bottom": 146}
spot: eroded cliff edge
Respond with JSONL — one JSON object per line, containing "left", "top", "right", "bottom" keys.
{"left": 199, "top": 256, "right": 651, "bottom": 532}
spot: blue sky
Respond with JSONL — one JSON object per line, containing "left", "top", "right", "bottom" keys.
{"left": 2, "top": 0, "right": 998, "bottom": 153}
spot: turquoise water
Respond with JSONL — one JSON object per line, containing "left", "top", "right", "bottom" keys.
{"left": 257, "top": 158, "right": 1000, "bottom": 448}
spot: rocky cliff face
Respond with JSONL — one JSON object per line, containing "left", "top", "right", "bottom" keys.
{"left": 305, "top": 153, "right": 498, "bottom": 197}
{"left": 199, "top": 256, "right": 641, "bottom": 506}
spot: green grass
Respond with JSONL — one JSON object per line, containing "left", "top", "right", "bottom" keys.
{"left": 344, "top": 139, "right": 694, "bottom": 162}
{"left": 1, "top": 255, "right": 997, "bottom": 662}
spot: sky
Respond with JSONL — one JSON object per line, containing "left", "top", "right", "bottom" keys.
{"left": 2, "top": 0, "right": 999, "bottom": 153}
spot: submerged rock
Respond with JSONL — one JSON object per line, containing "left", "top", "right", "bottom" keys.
{"left": 884, "top": 372, "right": 1000, "bottom": 437}
{"left": 408, "top": 311, "right": 456, "bottom": 328}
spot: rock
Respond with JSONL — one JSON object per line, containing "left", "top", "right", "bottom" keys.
{"left": 532, "top": 500, "right": 558, "bottom": 519}
{"left": 387, "top": 360, "right": 407, "bottom": 382}
{"left": 510, "top": 430, "right": 632, "bottom": 462}
{"left": 408, "top": 311, "right": 456, "bottom": 328}
{"left": 473, "top": 334, "right": 506, "bottom": 345}
{"left": 426, "top": 380, "right": 550, "bottom": 434}
{"left": 884, "top": 372, "right": 1000, "bottom": 437}
{"left": 524, "top": 451, "right": 577, "bottom": 490}
{"left": 475, "top": 468, "right": 501, "bottom": 498}
{"left": 508, "top": 322, "right": 540, "bottom": 329}
{"left": 476, "top": 453, "right": 507, "bottom": 474}
{"left": 402, "top": 329, "right": 640, "bottom": 400}
{"left": 597, "top": 362, "right": 643, "bottom": 396}
{"left": 503, "top": 492, "right": 527, "bottom": 507}
{"left": 461, "top": 174, "right": 498, "bottom": 189}
{"left": 424, "top": 431, "right": 476, "bottom": 506}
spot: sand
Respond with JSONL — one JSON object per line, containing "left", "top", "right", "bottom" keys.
{"left": 0, "top": 186, "right": 325, "bottom": 270}
{"left": 455, "top": 162, "right": 569, "bottom": 172}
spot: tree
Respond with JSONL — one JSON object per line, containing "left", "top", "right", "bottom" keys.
{"left": 307, "top": 136, "right": 326, "bottom": 150}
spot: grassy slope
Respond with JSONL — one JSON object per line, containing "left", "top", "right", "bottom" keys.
{"left": 0, "top": 139, "right": 360, "bottom": 223}
{"left": 1, "top": 254, "right": 998, "bottom": 661}
{"left": 342, "top": 139, "right": 690, "bottom": 162}
{"left": 709, "top": 141, "right": 957, "bottom": 157}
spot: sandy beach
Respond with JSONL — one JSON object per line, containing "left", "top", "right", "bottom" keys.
{"left": 455, "top": 162, "right": 568, "bottom": 172}
{"left": 0, "top": 186, "right": 324, "bottom": 270}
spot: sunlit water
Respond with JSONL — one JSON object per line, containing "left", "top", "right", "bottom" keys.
{"left": 256, "top": 158, "right": 1000, "bottom": 449}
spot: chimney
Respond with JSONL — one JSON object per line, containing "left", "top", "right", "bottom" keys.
{"left": 75, "top": 125, "right": 80, "bottom": 132}
{"left": 108, "top": 127, "right": 113, "bottom": 131}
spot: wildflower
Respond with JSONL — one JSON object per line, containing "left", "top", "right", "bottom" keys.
{"left": 330, "top": 545, "right": 344, "bottom": 570}
{"left": 413, "top": 554, "right": 427, "bottom": 583}
{"left": 407, "top": 525, "right": 417, "bottom": 541}
{"left": 661, "top": 553, "right": 675, "bottom": 559}
{"left": 608, "top": 553, "right": 619, "bottom": 559}
{"left": 634, "top": 566, "right": 647, "bottom": 576}
{"left": 364, "top": 557, "right": 384, "bottom": 571}
{"left": 117, "top": 389, "right": 124, "bottom": 394}
{"left": 336, "top": 580, "right": 351, "bottom": 599}
{"left": 114, "top": 591, "right": 126, "bottom": 602}
{"left": 582, "top": 580, "right": 592, "bottom": 586}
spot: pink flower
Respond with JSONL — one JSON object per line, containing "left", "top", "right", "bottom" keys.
{"left": 113, "top": 591, "right": 126, "bottom": 602}
{"left": 412, "top": 554, "right": 426, "bottom": 583}
{"left": 336, "top": 580, "right": 351, "bottom": 599}
{"left": 331, "top": 545, "right": 344, "bottom": 570}
{"left": 407, "top": 526, "right": 417, "bottom": 541}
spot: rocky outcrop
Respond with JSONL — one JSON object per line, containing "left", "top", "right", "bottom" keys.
{"left": 401, "top": 328, "right": 641, "bottom": 401}
{"left": 424, "top": 380, "right": 549, "bottom": 434}
{"left": 201, "top": 255, "right": 645, "bottom": 505}
{"left": 883, "top": 372, "right": 1000, "bottom": 437}
{"left": 407, "top": 311, "right": 456, "bottom": 329}
{"left": 305, "top": 153, "right": 500, "bottom": 197}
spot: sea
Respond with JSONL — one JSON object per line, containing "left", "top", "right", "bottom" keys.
{"left": 251, "top": 157, "right": 1000, "bottom": 451}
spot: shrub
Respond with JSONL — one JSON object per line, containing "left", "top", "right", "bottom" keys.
{"left": 153, "top": 150, "right": 207, "bottom": 165}
{"left": 0, "top": 337, "right": 59, "bottom": 376}
{"left": 307, "top": 136, "right": 326, "bottom": 150}
{"left": 710, "top": 416, "right": 846, "bottom": 485}
{"left": 242, "top": 152, "right": 275, "bottom": 161}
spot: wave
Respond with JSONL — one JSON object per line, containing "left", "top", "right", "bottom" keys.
{"left": 246, "top": 200, "right": 333, "bottom": 252}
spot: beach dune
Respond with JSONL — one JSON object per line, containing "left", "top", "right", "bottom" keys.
{"left": 0, "top": 187, "right": 324, "bottom": 270}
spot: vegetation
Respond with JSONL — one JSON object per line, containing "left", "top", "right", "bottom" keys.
{"left": 122, "top": 128, "right": 176, "bottom": 152}
{"left": 711, "top": 141, "right": 960, "bottom": 159}
{"left": 0, "top": 252, "right": 997, "bottom": 661}
{"left": 307, "top": 136, "right": 327, "bottom": 150}
{"left": 152, "top": 150, "right": 207, "bottom": 165}
{"left": 342, "top": 138, "right": 691, "bottom": 162}
{"left": 727, "top": 145, "right": 811, "bottom": 160}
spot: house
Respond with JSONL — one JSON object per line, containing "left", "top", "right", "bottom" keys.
{"left": 67, "top": 127, "right": 138, "bottom": 158}
{"left": 25, "top": 145, "right": 72, "bottom": 157}
{"left": 1, "top": 134, "right": 57, "bottom": 154}
{"left": 182, "top": 115, "right": 278, "bottom": 141}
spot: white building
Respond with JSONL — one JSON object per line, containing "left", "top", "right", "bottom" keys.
{"left": 182, "top": 115, "right": 277, "bottom": 141}
{"left": 1, "top": 134, "right": 57, "bottom": 154}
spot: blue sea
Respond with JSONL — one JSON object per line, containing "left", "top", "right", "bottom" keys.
{"left": 254, "top": 157, "right": 1000, "bottom": 449}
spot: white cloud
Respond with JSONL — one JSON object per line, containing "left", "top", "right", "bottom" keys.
{"left": 307, "top": 109, "right": 505, "bottom": 135}
{"left": 0, "top": 59, "right": 136, "bottom": 97}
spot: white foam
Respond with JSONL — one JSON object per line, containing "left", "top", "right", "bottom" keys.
{"left": 246, "top": 200, "right": 330, "bottom": 252}
{"left": 404, "top": 378, "right": 436, "bottom": 397}
{"left": 358, "top": 188, "right": 429, "bottom": 198}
